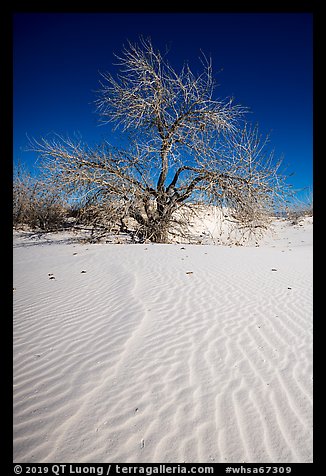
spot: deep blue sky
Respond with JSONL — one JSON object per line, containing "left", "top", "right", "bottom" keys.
{"left": 13, "top": 12, "right": 313, "bottom": 198}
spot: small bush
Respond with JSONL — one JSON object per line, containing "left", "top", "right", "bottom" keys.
{"left": 13, "top": 163, "right": 67, "bottom": 231}
{"left": 285, "top": 191, "right": 313, "bottom": 224}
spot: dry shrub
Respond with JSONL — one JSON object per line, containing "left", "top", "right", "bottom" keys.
{"left": 13, "top": 162, "right": 67, "bottom": 231}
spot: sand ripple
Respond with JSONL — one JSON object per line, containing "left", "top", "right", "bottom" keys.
{"left": 13, "top": 241, "right": 312, "bottom": 463}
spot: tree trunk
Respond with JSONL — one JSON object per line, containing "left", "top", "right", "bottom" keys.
{"left": 149, "top": 220, "right": 170, "bottom": 243}
{"left": 130, "top": 196, "right": 174, "bottom": 243}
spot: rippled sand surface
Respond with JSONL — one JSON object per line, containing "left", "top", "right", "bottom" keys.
{"left": 13, "top": 219, "right": 313, "bottom": 463}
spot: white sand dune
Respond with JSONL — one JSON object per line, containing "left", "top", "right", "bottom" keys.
{"left": 13, "top": 216, "right": 313, "bottom": 463}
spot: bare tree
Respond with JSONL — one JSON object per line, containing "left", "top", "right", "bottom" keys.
{"left": 29, "top": 37, "right": 291, "bottom": 243}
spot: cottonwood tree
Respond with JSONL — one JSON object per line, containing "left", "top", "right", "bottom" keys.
{"left": 30, "top": 37, "right": 290, "bottom": 243}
